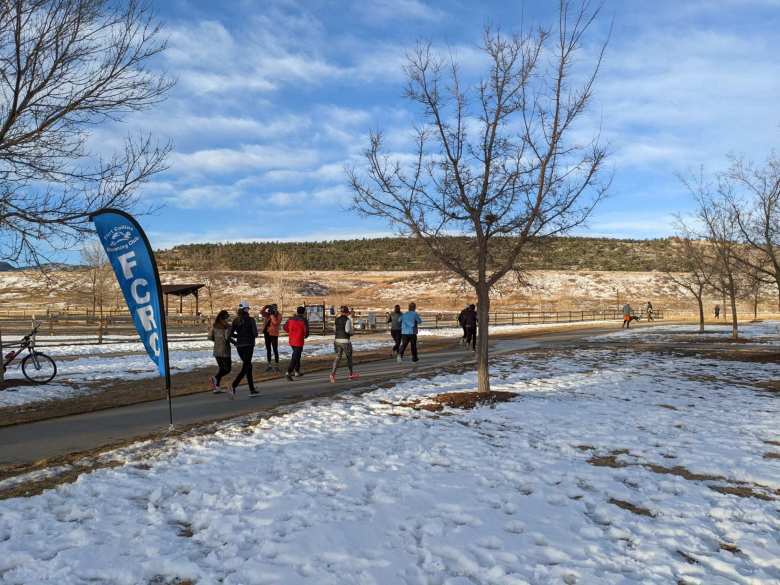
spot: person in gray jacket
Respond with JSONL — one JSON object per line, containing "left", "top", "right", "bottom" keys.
{"left": 387, "top": 304, "right": 403, "bottom": 355}
{"left": 330, "top": 306, "right": 359, "bottom": 382}
{"left": 207, "top": 310, "right": 232, "bottom": 393}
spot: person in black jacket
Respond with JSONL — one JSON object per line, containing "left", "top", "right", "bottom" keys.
{"left": 229, "top": 301, "right": 259, "bottom": 397}
{"left": 462, "top": 304, "right": 478, "bottom": 351}
{"left": 457, "top": 306, "right": 468, "bottom": 345}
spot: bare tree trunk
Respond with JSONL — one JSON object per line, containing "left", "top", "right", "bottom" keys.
{"left": 754, "top": 289, "right": 759, "bottom": 320}
{"left": 697, "top": 296, "right": 705, "bottom": 333}
{"left": 476, "top": 285, "right": 491, "bottom": 394}
{"left": 776, "top": 282, "right": 780, "bottom": 311}
{"left": 729, "top": 282, "right": 739, "bottom": 339}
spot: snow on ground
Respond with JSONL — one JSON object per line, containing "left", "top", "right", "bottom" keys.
{"left": 417, "top": 320, "right": 614, "bottom": 337}
{"left": 0, "top": 383, "right": 92, "bottom": 408}
{"left": 589, "top": 321, "right": 780, "bottom": 344}
{"left": 1, "top": 338, "right": 778, "bottom": 583}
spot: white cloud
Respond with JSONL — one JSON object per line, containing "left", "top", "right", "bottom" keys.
{"left": 265, "top": 185, "right": 352, "bottom": 207}
{"left": 170, "top": 144, "right": 319, "bottom": 175}
{"left": 354, "top": 0, "right": 444, "bottom": 22}
{"left": 593, "top": 28, "right": 780, "bottom": 169}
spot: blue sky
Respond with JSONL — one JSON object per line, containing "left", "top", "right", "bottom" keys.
{"left": 97, "top": 0, "right": 780, "bottom": 249}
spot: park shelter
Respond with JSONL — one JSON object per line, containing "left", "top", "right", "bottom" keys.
{"left": 161, "top": 284, "right": 205, "bottom": 315}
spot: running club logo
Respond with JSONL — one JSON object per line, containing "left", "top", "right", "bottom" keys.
{"left": 103, "top": 224, "right": 140, "bottom": 253}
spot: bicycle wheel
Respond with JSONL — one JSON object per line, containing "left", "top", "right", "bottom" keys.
{"left": 21, "top": 352, "right": 57, "bottom": 384}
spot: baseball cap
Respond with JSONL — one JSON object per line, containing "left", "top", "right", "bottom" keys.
{"left": 238, "top": 300, "right": 250, "bottom": 310}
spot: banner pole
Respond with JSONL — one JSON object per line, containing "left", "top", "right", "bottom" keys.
{"left": 162, "top": 309, "right": 173, "bottom": 428}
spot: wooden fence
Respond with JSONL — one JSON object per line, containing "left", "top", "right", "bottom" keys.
{"left": 0, "top": 307, "right": 662, "bottom": 345}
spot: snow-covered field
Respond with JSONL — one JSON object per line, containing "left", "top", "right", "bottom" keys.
{"left": 417, "top": 320, "right": 614, "bottom": 337}
{"left": 590, "top": 321, "right": 780, "bottom": 344}
{"left": 1, "top": 337, "right": 778, "bottom": 583}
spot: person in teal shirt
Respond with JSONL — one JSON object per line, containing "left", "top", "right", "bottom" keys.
{"left": 397, "top": 302, "right": 422, "bottom": 362}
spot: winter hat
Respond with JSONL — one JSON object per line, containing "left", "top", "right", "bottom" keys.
{"left": 296, "top": 306, "right": 306, "bottom": 315}
{"left": 340, "top": 305, "right": 350, "bottom": 314}
{"left": 238, "top": 300, "right": 250, "bottom": 311}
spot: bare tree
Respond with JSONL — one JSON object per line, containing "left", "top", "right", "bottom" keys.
{"left": 665, "top": 234, "right": 711, "bottom": 332}
{"left": 742, "top": 262, "right": 769, "bottom": 321}
{"left": 684, "top": 172, "right": 742, "bottom": 339}
{"left": 81, "top": 239, "right": 112, "bottom": 318}
{"left": 268, "top": 249, "right": 297, "bottom": 314}
{"left": 726, "top": 155, "right": 780, "bottom": 309}
{"left": 348, "top": 1, "right": 609, "bottom": 392}
{"left": 0, "top": 0, "right": 173, "bottom": 265}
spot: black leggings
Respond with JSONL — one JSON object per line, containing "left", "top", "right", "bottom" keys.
{"left": 391, "top": 329, "right": 402, "bottom": 352}
{"left": 288, "top": 346, "right": 303, "bottom": 374}
{"left": 214, "top": 357, "right": 231, "bottom": 384}
{"left": 264, "top": 333, "right": 279, "bottom": 363}
{"left": 399, "top": 334, "right": 418, "bottom": 360}
{"left": 464, "top": 326, "right": 476, "bottom": 349}
{"left": 233, "top": 345, "right": 255, "bottom": 391}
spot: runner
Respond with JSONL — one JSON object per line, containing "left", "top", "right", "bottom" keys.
{"left": 622, "top": 302, "right": 632, "bottom": 329}
{"left": 283, "top": 306, "right": 309, "bottom": 381}
{"left": 397, "top": 302, "right": 422, "bottom": 363}
{"left": 462, "top": 303, "right": 478, "bottom": 351}
{"left": 260, "top": 303, "right": 281, "bottom": 372}
{"left": 229, "top": 301, "right": 259, "bottom": 397}
{"left": 387, "top": 304, "right": 403, "bottom": 356}
{"left": 207, "top": 310, "right": 232, "bottom": 393}
{"left": 714, "top": 304, "right": 721, "bottom": 319}
{"left": 330, "top": 306, "right": 359, "bottom": 383}
{"left": 646, "top": 301, "right": 655, "bottom": 321}
{"left": 457, "top": 305, "right": 468, "bottom": 345}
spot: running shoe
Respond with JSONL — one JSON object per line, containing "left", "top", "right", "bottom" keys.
{"left": 329, "top": 373, "right": 336, "bottom": 383}
{"left": 348, "top": 372, "right": 360, "bottom": 381}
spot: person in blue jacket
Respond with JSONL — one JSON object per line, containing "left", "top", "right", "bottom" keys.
{"left": 397, "top": 301, "right": 422, "bottom": 363}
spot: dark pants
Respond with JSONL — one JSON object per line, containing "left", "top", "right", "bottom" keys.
{"left": 288, "top": 345, "right": 303, "bottom": 374}
{"left": 464, "top": 326, "right": 476, "bottom": 350}
{"left": 233, "top": 345, "right": 255, "bottom": 391}
{"left": 264, "top": 333, "right": 279, "bottom": 363}
{"left": 214, "top": 356, "right": 231, "bottom": 385}
{"left": 399, "top": 334, "right": 418, "bottom": 361}
{"left": 391, "top": 329, "right": 402, "bottom": 353}
{"left": 461, "top": 325, "right": 467, "bottom": 340}
{"left": 331, "top": 342, "right": 353, "bottom": 374}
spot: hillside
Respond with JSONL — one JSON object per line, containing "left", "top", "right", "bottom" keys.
{"left": 156, "top": 236, "right": 682, "bottom": 272}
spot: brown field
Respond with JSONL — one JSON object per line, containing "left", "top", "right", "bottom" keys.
{"left": 1, "top": 268, "right": 772, "bottom": 317}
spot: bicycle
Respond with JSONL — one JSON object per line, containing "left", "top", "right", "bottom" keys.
{"left": 2, "top": 322, "right": 57, "bottom": 385}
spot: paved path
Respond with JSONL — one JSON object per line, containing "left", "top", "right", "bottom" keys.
{"left": 0, "top": 326, "right": 615, "bottom": 466}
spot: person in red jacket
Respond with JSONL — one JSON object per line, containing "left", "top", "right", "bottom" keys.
{"left": 283, "top": 306, "right": 309, "bottom": 381}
